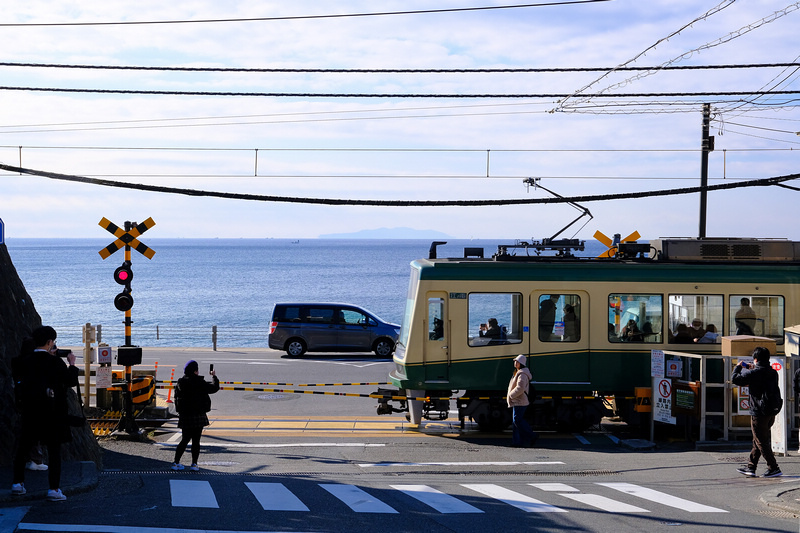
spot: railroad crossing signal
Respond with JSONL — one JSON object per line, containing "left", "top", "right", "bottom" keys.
{"left": 98, "top": 217, "right": 155, "bottom": 438}
{"left": 113, "top": 260, "right": 134, "bottom": 312}
{"left": 98, "top": 217, "right": 156, "bottom": 260}
{"left": 594, "top": 230, "right": 641, "bottom": 258}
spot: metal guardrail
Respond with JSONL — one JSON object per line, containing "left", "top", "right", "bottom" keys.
{"left": 52, "top": 325, "right": 266, "bottom": 350}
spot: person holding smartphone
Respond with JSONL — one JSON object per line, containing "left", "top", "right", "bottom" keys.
{"left": 11, "top": 326, "right": 78, "bottom": 501}
{"left": 171, "top": 360, "right": 220, "bottom": 471}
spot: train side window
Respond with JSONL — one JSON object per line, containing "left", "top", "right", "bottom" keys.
{"left": 468, "top": 293, "right": 522, "bottom": 347}
{"left": 428, "top": 297, "right": 445, "bottom": 341}
{"left": 667, "top": 295, "right": 723, "bottom": 344}
{"left": 729, "top": 295, "right": 785, "bottom": 344}
{"left": 608, "top": 294, "right": 663, "bottom": 343}
{"left": 537, "top": 294, "right": 581, "bottom": 342}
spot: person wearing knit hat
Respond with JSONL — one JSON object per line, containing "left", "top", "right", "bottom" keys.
{"left": 507, "top": 354, "right": 538, "bottom": 448}
{"left": 171, "top": 360, "right": 220, "bottom": 471}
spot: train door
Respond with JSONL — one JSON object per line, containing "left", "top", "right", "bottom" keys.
{"left": 531, "top": 291, "right": 590, "bottom": 383}
{"left": 424, "top": 293, "right": 449, "bottom": 382}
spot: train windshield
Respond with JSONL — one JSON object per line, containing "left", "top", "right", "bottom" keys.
{"left": 396, "top": 267, "right": 420, "bottom": 358}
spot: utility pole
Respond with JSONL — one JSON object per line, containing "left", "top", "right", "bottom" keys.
{"left": 698, "top": 103, "right": 714, "bottom": 239}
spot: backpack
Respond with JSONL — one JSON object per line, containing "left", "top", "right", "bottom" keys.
{"left": 762, "top": 383, "right": 783, "bottom": 416}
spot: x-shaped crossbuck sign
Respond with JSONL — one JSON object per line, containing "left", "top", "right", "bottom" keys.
{"left": 98, "top": 217, "right": 156, "bottom": 260}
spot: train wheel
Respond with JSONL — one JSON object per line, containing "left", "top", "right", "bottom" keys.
{"left": 476, "top": 402, "right": 510, "bottom": 432}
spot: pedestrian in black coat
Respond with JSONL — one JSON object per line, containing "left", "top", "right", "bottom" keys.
{"left": 732, "top": 347, "right": 782, "bottom": 478}
{"left": 11, "top": 326, "right": 79, "bottom": 501}
{"left": 171, "top": 360, "right": 220, "bottom": 471}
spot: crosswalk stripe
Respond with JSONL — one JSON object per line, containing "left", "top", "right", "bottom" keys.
{"left": 560, "top": 493, "right": 650, "bottom": 513}
{"left": 169, "top": 480, "right": 219, "bottom": 508}
{"left": 461, "top": 484, "right": 568, "bottom": 513}
{"left": 597, "top": 483, "right": 728, "bottom": 513}
{"left": 245, "top": 482, "right": 310, "bottom": 511}
{"left": 391, "top": 485, "right": 483, "bottom": 514}
{"left": 320, "top": 484, "right": 399, "bottom": 513}
{"left": 529, "top": 483, "right": 579, "bottom": 492}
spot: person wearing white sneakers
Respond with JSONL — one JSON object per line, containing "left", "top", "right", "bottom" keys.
{"left": 171, "top": 360, "right": 219, "bottom": 472}
{"left": 11, "top": 327, "right": 79, "bottom": 501}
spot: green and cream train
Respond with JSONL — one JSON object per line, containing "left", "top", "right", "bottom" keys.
{"left": 374, "top": 237, "right": 800, "bottom": 431}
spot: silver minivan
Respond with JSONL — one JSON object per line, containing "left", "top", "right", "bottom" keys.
{"left": 268, "top": 303, "right": 400, "bottom": 357}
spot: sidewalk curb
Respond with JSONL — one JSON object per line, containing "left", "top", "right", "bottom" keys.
{"left": 760, "top": 485, "right": 800, "bottom": 517}
{"left": 0, "top": 461, "right": 98, "bottom": 503}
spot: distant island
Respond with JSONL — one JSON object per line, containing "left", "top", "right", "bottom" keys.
{"left": 319, "top": 227, "right": 453, "bottom": 239}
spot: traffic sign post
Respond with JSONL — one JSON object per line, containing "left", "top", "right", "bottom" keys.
{"left": 98, "top": 217, "right": 156, "bottom": 436}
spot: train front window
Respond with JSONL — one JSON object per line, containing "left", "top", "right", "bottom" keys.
{"left": 668, "top": 295, "right": 723, "bottom": 344}
{"left": 729, "top": 295, "right": 785, "bottom": 344}
{"left": 608, "top": 294, "right": 663, "bottom": 343}
{"left": 468, "top": 293, "right": 522, "bottom": 347}
{"left": 428, "top": 297, "right": 445, "bottom": 341}
{"left": 537, "top": 294, "right": 581, "bottom": 342}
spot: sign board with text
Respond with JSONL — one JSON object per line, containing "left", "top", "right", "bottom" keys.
{"left": 653, "top": 377, "right": 676, "bottom": 425}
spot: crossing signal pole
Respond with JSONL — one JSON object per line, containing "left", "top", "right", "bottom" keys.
{"left": 98, "top": 217, "right": 156, "bottom": 436}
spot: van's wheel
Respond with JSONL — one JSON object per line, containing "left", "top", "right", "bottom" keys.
{"left": 285, "top": 338, "right": 307, "bottom": 357}
{"left": 373, "top": 339, "right": 395, "bottom": 358}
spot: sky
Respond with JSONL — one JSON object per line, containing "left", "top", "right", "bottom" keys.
{"left": 1, "top": 1, "right": 799, "bottom": 241}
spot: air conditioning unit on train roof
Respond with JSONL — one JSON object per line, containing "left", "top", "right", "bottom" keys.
{"left": 651, "top": 238, "right": 800, "bottom": 262}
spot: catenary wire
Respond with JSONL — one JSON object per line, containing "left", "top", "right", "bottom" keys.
{"left": 0, "top": 163, "right": 796, "bottom": 206}
{"left": 2, "top": 86, "right": 800, "bottom": 98}
{"left": 2, "top": 61, "right": 797, "bottom": 74}
{"left": 0, "top": 1, "right": 611, "bottom": 27}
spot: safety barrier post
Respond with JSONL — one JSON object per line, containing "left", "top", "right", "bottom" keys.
{"left": 212, "top": 325, "right": 218, "bottom": 351}
{"left": 166, "top": 367, "right": 175, "bottom": 403}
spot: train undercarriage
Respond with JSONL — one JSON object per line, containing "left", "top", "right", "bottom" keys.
{"left": 374, "top": 388, "right": 613, "bottom": 432}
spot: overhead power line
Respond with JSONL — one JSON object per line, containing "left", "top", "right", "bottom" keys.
{"left": 2, "top": 86, "right": 800, "bottom": 99}
{"left": 2, "top": 61, "right": 798, "bottom": 74}
{"left": 0, "top": 163, "right": 796, "bottom": 207}
{"left": 0, "top": 1, "right": 610, "bottom": 27}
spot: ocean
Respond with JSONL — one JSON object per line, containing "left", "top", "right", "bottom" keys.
{"left": 4, "top": 238, "right": 607, "bottom": 348}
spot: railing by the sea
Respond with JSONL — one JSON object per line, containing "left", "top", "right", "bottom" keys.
{"left": 51, "top": 325, "right": 266, "bottom": 350}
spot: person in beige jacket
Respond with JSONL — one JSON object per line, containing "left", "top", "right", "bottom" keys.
{"left": 507, "top": 354, "right": 538, "bottom": 447}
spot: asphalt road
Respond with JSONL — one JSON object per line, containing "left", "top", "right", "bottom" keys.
{"left": 9, "top": 347, "right": 800, "bottom": 532}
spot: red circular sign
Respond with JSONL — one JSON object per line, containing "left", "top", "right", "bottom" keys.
{"left": 658, "top": 379, "right": 672, "bottom": 398}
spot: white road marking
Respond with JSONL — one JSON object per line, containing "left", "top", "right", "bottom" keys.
{"left": 158, "top": 442, "right": 385, "bottom": 448}
{"left": 166, "top": 432, "right": 182, "bottom": 443}
{"left": 391, "top": 485, "right": 483, "bottom": 513}
{"left": 598, "top": 483, "right": 728, "bottom": 513}
{"left": 359, "top": 461, "right": 564, "bottom": 467}
{"left": 320, "top": 484, "right": 398, "bottom": 513}
{"left": 560, "top": 493, "right": 650, "bottom": 513}
{"left": 573, "top": 433, "right": 591, "bottom": 445}
{"left": 462, "top": 484, "right": 567, "bottom": 513}
{"left": 246, "top": 482, "right": 309, "bottom": 511}
{"left": 169, "top": 479, "right": 219, "bottom": 508}
{"left": 529, "top": 483, "right": 578, "bottom": 492}
{"left": 606, "top": 434, "right": 620, "bottom": 444}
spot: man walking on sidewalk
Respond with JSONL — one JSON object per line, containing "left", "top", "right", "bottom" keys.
{"left": 732, "top": 346, "right": 782, "bottom": 478}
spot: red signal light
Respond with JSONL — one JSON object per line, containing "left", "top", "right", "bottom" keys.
{"left": 114, "top": 261, "right": 133, "bottom": 285}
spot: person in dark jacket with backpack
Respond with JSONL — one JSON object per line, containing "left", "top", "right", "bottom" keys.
{"left": 731, "top": 347, "right": 782, "bottom": 478}
{"left": 171, "top": 360, "right": 220, "bottom": 471}
{"left": 11, "top": 326, "right": 79, "bottom": 501}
